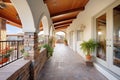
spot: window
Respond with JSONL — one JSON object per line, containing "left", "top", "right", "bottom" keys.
{"left": 77, "top": 30, "right": 83, "bottom": 41}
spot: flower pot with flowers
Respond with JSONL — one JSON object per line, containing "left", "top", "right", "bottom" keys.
{"left": 0, "top": 53, "right": 10, "bottom": 64}
{"left": 0, "top": 47, "right": 14, "bottom": 64}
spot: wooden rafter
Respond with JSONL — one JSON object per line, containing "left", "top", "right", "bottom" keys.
{"left": 0, "top": 13, "right": 21, "bottom": 25}
{"left": 54, "top": 18, "right": 74, "bottom": 25}
{"left": 55, "top": 26, "right": 68, "bottom": 29}
{"left": 52, "top": 16, "right": 76, "bottom": 23}
{"left": 55, "top": 23, "right": 70, "bottom": 29}
{"left": 7, "top": 21, "right": 21, "bottom": 28}
{"left": 51, "top": 7, "right": 84, "bottom": 17}
{"left": 54, "top": 22, "right": 72, "bottom": 27}
{"left": 3, "top": 0, "right": 11, "bottom": 3}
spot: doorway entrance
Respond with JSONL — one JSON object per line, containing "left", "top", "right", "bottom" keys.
{"left": 94, "top": 1, "right": 120, "bottom": 76}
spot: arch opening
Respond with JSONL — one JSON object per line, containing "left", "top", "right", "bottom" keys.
{"left": 55, "top": 31, "right": 65, "bottom": 43}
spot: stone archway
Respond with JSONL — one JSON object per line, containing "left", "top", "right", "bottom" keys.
{"left": 55, "top": 31, "right": 66, "bottom": 43}
{"left": 41, "top": 16, "right": 49, "bottom": 35}
{"left": 10, "top": 1, "right": 52, "bottom": 79}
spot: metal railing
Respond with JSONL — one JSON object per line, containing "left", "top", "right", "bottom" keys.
{"left": 0, "top": 40, "right": 24, "bottom": 68}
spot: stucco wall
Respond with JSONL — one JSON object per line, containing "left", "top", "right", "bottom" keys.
{"left": 66, "top": 0, "right": 116, "bottom": 58}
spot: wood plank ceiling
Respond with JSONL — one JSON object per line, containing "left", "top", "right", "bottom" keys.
{"left": 44, "top": 0, "right": 89, "bottom": 30}
{"left": 0, "top": 0, "right": 89, "bottom": 31}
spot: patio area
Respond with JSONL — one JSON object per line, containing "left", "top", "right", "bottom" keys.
{"left": 39, "top": 44, "right": 107, "bottom": 80}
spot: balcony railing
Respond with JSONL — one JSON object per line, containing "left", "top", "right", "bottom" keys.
{"left": 0, "top": 40, "right": 24, "bottom": 68}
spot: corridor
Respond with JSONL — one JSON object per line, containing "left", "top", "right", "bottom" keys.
{"left": 39, "top": 44, "right": 107, "bottom": 80}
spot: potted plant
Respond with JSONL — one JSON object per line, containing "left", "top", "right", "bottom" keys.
{"left": 80, "top": 39, "right": 97, "bottom": 61}
{"left": 43, "top": 44, "right": 53, "bottom": 58}
{"left": 20, "top": 49, "right": 29, "bottom": 59}
{"left": 37, "top": 45, "right": 41, "bottom": 51}
{"left": 64, "top": 38, "right": 68, "bottom": 46}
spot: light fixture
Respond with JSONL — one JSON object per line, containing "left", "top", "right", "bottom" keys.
{"left": 98, "top": 31, "right": 102, "bottom": 35}
{"left": 0, "top": 0, "right": 6, "bottom": 9}
{"left": 79, "top": 24, "right": 85, "bottom": 31}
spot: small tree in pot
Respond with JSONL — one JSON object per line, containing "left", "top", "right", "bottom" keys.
{"left": 80, "top": 39, "right": 97, "bottom": 61}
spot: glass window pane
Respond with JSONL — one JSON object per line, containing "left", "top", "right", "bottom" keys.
{"left": 77, "top": 30, "right": 80, "bottom": 41}
{"left": 77, "top": 30, "right": 83, "bottom": 41}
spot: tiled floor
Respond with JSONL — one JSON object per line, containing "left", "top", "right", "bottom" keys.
{"left": 39, "top": 44, "right": 108, "bottom": 80}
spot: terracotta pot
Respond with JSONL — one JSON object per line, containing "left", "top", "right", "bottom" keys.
{"left": 64, "top": 42, "right": 68, "bottom": 46}
{"left": 0, "top": 58, "right": 9, "bottom": 64}
{"left": 23, "top": 56, "right": 30, "bottom": 60}
{"left": 86, "top": 54, "right": 91, "bottom": 61}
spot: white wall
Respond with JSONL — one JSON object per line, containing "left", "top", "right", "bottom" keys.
{"left": 66, "top": 0, "right": 116, "bottom": 58}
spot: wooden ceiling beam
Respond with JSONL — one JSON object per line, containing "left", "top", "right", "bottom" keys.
{"left": 53, "top": 18, "right": 75, "bottom": 23}
{"left": 52, "top": 16, "right": 76, "bottom": 23}
{"left": 54, "top": 18, "right": 74, "bottom": 25}
{"left": 55, "top": 29, "right": 66, "bottom": 32}
{"left": 54, "top": 22, "right": 72, "bottom": 27}
{"left": 52, "top": 11, "right": 79, "bottom": 19}
{"left": 55, "top": 26, "right": 68, "bottom": 30}
{"left": 55, "top": 23, "right": 70, "bottom": 29}
{"left": 3, "top": 0, "right": 11, "bottom": 3}
{"left": 0, "top": 14, "right": 21, "bottom": 25}
{"left": 7, "top": 21, "right": 22, "bottom": 28}
{"left": 0, "top": 3, "right": 21, "bottom": 26}
{"left": 51, "top": 7, "right": 84, "bottom": 17}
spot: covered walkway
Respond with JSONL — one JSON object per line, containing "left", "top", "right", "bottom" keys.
{"left": 39, "top": 44, "right": 107, "bottom": 80}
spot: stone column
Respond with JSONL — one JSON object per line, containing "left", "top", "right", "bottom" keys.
{"left": 24, "top": 32, "right": 39, "bottom": 61}
{"left": 44, "top": 35, "right": 49, "bottom": 44}
{"left": 0, "top": 18, "right": 6, "bottom": 41}
{"left": 24, "top": 32, "right": 39, "bottom": 80}
{"left": 0, "top": 18, "right": 6, "bottom": 49}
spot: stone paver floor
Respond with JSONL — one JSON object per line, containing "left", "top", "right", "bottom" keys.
{"left": 39, "top": 44, "right": 108, "bottom": 80}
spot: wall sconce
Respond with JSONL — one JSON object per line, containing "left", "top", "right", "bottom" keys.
{"left": 79, "top": 24, "right": 85, "bottom": 31}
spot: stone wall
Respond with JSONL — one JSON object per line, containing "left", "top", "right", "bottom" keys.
{"left": 0, "top": 59, "right": 31, "bottom": 80}
{"left": 23, "top": 32, "right": 48, "bottom": 80}
{"left": 0, "top": 48, "right": 48, "bottom": 80}
{"left": 7, "top": 60, "right": 31, "bottom": 80}
{"left": 31, "top": 48, "right": 48, "bottom": 80}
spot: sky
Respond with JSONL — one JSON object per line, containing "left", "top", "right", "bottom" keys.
{"left": 6, "top": 24, "right": 65, "bottom": 35}
{"left": 6, "top": 24, "right": 23, "bottom": 34}
{"left": 6, "top": 24, "right": 44, "bottom": 35}
{"left": 56, "top": 31, "right": 65, "bottom": 36}
{"left": 38, "top": 31, "right": 44, "bottom": 35}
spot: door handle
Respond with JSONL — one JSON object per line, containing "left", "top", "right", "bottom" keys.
{"left": 106, "top": 45, "right": 111, "bottom": 47}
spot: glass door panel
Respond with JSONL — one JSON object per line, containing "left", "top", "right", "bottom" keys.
{"left": 113, "top": 5, "right": 120, "bottom": 67}
{"left": 96, "top": 14, "right": 107, "bottom": 61}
